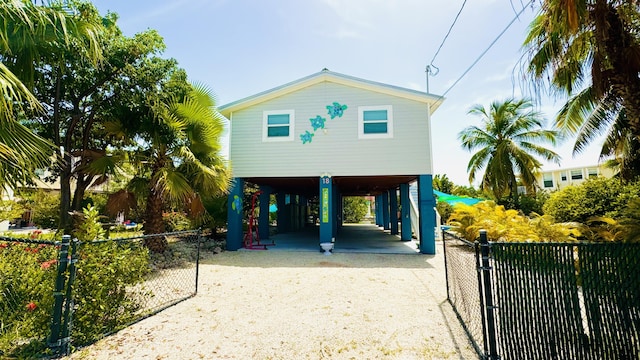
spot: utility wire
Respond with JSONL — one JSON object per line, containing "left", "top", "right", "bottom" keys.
{"left": 428, "top": 0, "right": 468, "bottom": 74}
{"left": 439, "top": 0, "right": 534, "bottom": 99}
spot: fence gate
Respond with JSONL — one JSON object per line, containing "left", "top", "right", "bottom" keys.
{"left": 444, "top": 230, "right": 640, "bottom": 360}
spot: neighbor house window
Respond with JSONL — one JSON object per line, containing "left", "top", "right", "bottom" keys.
{"left": 358, "top": 105, "right": 393, "bottom": 139}
{"left": 543, "top": 173, "right": 554, "bottom": 188}
{"left": 588, "top": 168, "right": 598, "bottom": 178}
{"left": 571, "top": 169, "right": 583, "bottom": 180}
{"left": 263, "top": 110, "right": 294, "bottom": 142}
{"left": 561, "top": 172, "right": 567, "bottom": 182}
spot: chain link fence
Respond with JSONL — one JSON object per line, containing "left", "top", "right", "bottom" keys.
{"left": 0, "top": 230, "right": 203, "bottom": 358}
{"left": 444, "top": 230, "right": 640, "bottom": 360}
{"left": 442, "top": 231, "right": 486, "bottom": 357}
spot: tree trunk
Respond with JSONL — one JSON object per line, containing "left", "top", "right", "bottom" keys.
{"left": 143, "top": 156, "right": 168, "bottom": 252}
{"left": 143, "top": 188, "right": 168, "bottom": 252}
{"left": 59, "top": 154, "right": 72, "bottom": 233}
{"left": 594, "top": 1, "right": 640, "bottom": 139}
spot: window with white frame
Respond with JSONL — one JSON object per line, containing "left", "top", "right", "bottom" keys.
{"left": 263, "top": 110, "right": 294, "bottom": 141}
{"left": 358, "top": 105, "right": 393, "bottom": 139}
{"left": 571, "top": 169, "right": 583, "bottom": 180}
{"left": 588, "top": 168, "right": 598, "bottom": 178}
{"left": 543, "top": 173, "right": 554, "bottom": 188}
{"left": 561, "top": 172, "right": 567, "bottom": 182}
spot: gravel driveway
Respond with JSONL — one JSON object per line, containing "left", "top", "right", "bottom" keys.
{"left": 68, "top": 245, "right": 477, "bottom": 359}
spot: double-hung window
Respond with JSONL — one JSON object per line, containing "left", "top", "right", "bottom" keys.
{"left": 571, "top": 169, "right": 583, "bottom": 180}
{"left": 358, "top": 105, "right": 393, "bottom": 139}
{"left": 543, "top": 173, "right": 554, "bottom": 188}
{"left": 263, "top": 110, "right": 294, "bottom": 142}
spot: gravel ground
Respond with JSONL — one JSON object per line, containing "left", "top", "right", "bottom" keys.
{"left": 68, "top": 245, "right": 477, "bottom": 359}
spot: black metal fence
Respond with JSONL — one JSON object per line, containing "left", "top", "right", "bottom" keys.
{"left": 443, "top": 230, "right": 640, "bottom": 360}
{"left": 0, "top": 230, "right": 202, "bottom": 358}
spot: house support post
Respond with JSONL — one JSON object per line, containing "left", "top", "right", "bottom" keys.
{"left": 389, "top": 188, "right": 398, "bottom": 235}
{"left": 332, "top": 184, "right": 340, "bottom": 237}
{"left": 418, "top": 174, "right": 436, "bottom": 254}
{"left": 375, "top": 195, "right": 382, "bottom": 227}
{"left": 319, "top": 175, "right": 333, "bottom": 244}
{"left": 226, "top": 178, "right": 244, "bottom": 251}
{"left": 258, "top": 186, "right": 271, "bottom": 240}
{"left": 299, "top": 195, "right": 307, "bottom": 228}
{"left": 400, "top": 183, "right": 412, "bottom": 241}
{"left": 382, "top": 191, "right": 390, "bottom": 231}
{"left": 276, "top": 193, "right": 290, "bottom": 233}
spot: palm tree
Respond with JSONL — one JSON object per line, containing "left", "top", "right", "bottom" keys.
{"left": 459, "top": 98, "right": 561, "bottom": 204}
{"left": 111, "top": 83, "right": 230, "bottom": 252}
{"left": 524, "top": 1, "right": 640, "bottom": 156}
{"left": 0, "top": 0, "right": 102, "bottom": 190}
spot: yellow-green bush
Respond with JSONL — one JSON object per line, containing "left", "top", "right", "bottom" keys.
{"left": 448, "top": 201, "right": 580, "bottom": 242}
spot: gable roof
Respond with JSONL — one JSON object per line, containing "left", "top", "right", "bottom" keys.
{"left": 218, "top": 69, "right": 444, "bottom": 118}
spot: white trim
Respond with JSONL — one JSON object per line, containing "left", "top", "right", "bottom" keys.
{"left": 262, "top": 110, "right": 295, "bottom": 142}
{"left": 358, "top": 105, "right": 393, "bottom": 139}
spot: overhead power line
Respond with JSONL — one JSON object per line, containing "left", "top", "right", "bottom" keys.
{"left": 428, "top": 0, "right": 468, "bottom": 75}
{"left": 438, "top": 0, "right": 534, "bottom": 99}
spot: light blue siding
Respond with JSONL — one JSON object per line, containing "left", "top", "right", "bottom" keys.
{"left": 229, "top": 81, "right": 433, "bottom": 177}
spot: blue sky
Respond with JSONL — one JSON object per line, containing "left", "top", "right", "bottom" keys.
{"left": 91, "top": 0, "right": 603, "bottom": 185}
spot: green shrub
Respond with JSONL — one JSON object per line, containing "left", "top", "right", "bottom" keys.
{"left": 517, "top": 191, "right": 550, "bottom": 216}
{"left": 19, "top": 190, "right": 60, "bottom": 229}
{"left": 436, "top": 201, "right": 454, "bottom": 224}
{"left": 543, "top": 178, "right": 640, "bottom": 223}
{"left": 449, "top": 201, "right": 579, "bottom": 242}
{"left": 70, "top": 205, "right": 150, "bottom": 345}
{"left": 343, "top": 197, "right": 369, "bottom": 223}
{"left": 72, "top": 239, "right": 149, "bottom": 345}
{"left": 0, "top": 206, "right": 150, "bottom": 355}
{"left": 163, "top": 211, "right": 192, "bottom": 232}
{"left": 0, "top": 240, "right": 58, "bottom": 357}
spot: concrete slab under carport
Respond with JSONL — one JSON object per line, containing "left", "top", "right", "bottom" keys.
{"left": 246, "top": 223, "right": 419, "bottom": 254}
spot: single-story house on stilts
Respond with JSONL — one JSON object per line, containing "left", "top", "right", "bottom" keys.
{"left": 219, "top": 69, "right": 444, "bottom": 254}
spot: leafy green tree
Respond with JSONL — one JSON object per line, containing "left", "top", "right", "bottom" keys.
{"left": 0, "top": 0, "right": 102, "bottom": 191}
{"left": 343, "top": 197, "right": 369, "bottom": 223}
{"left": 459, "top": 98, "right": 561, "bottom": 204}
{"left": 433, "top": 174, "right": 455, "bottom": 194}
{"left": 524, "top": 1, "right": 640, "bottom": 177}
{"left": 27, "top": 8, "right": 167, "bottom": 231}
{"left": 451, "top": 185, "right": 483, "bottom": 198}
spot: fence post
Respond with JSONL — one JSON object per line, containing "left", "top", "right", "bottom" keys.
{"left": 479, "top": 230, "right": 500, "bottom": 360}
{"left": 195, "top": 229, "right": 202, "bottom": 294}
{"left": 60, "top": 238, "right": 79, "bottom": 356}
{"left": 48, "top": 235, "right": 70, "bottom": 354}
{"left": 442, "top": 230, "right": 451, "bottom": 301}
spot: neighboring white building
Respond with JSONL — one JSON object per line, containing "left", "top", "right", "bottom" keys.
{"left": 535, "top": 164, "right": 616, "bottom": 191}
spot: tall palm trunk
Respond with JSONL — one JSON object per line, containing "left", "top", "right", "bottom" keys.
{"left": 593, "top": 0, "right": 640, "bottom": 138}
{"left": 143, "top": 156, "right": 168, "bottom": 252}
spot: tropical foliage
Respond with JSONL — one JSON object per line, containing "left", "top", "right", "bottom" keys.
{"left": 543, "top": 177, "right": 640, "bottom": 223}
{"left": 0, "top": 0, "right": 103, "bottom": 191}
{"left": 524, "top": 0, "right": 640, "bottom": 179}
{"left": 109, "top": 83, "right": 230, "bottom": 252}
{"left": 448, "top": 201, "right": 580, "bottom": 242}
{"left": 459, "top": 98, "right": 561, "bottom": 204}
